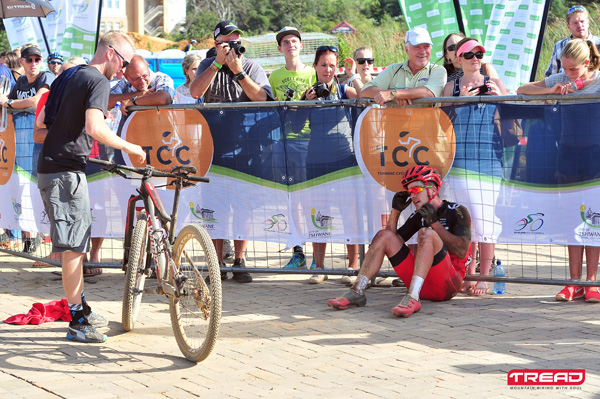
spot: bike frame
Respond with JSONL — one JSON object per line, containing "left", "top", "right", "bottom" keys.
{"left": 122, "top": 168, "right": 187, "bottom": 290}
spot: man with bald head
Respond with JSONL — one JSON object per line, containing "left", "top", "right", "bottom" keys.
{"left": 37, "top": 31, "right": 146, "bottom": 343}
{"left": 109, "top": 54, "right": 174, "bottom": 112}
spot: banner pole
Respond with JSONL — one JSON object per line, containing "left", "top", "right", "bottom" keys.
{"left": 36, "top": 17, "right": 51, "bottom": 54}
{"left": 452, "top": 0, "right": 466, "bottom": 34}
{"left": 530, "top": 0, "right": 552, "bottom": 81}
{"left": 94, "top": 0, "right": 103, "bottom": 52}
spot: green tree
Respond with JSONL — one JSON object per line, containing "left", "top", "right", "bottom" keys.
{"left": 0, "top": 21, "right": 10, "bottom": 51}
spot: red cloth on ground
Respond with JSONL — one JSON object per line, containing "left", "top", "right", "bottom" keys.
{"left": 3, "top": 298, "right": 72, "bottom": 325}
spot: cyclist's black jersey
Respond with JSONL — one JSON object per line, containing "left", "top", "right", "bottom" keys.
{"left": 397, "top": 200, "right": 471, "bottom": 266}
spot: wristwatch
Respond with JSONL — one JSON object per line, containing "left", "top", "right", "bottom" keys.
{"left": 7, "top": 99, "right": 13, "bottom": 108}
{"left": 235, "top": 71, "right": 247, "bottom": 81}
{"left": 130, "top": 96, "right": 138, "bottom": 106}
{"left": 391, "top": 89, "right": 398, "bottom": 98}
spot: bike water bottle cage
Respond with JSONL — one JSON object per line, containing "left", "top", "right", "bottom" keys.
{"left": 141, "top": 181, "right": 172, "bottom": 222}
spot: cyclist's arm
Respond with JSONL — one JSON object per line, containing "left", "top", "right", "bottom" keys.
{"left": 85, "top": 108, "right": 146, "bottom": 163}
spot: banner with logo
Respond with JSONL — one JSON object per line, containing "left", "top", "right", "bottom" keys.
{"left": 2, "top": 103, "right": 600, "bottom": 246}
{"left": 4, "top": 0, "right": 100, "bottom": 60}
{"left": 484, "top": 0, "right": 546, "bottom": 91}
{"left": 398, "top": 0, "right": 550, "bottom": 92}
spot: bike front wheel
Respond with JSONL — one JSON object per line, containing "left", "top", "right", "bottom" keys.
{"left": 122, "top": 214, "right": 148, "bottom": 331}
{"left": 170, "top": 224, "right": 222, "bottom": 362}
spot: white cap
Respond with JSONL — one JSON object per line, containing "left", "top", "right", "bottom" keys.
{"left": 404, "top": 27, "right": 433, "bottom": 46}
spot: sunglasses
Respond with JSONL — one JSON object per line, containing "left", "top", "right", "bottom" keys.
{"left": 568, "top": 5, "right": 586, "bottom": 14}
{"left": 357, "top": 58, "right": 374, "bottom": 65}
{"left": 48, "top": 60, "right": 62, "bottom": 65}
{"left": 461, "top": 51, "right": 484, "bottom": 60}
{"left": 25, "top": 57, "right": 42, "bottom": 64}
{"left": 317, "top": 45, "right": 338, "bottom": 53}
{"left": 446, "top": 44, "right": 457, "bottom": 52}
{"left": 407, "top": 185, "right": 432, "bottom": 194}
{"left": 109, "top": 45, "right": 129, "bottom": 69}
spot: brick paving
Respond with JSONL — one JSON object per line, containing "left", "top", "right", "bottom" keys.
{"left": 1, "top": 252, "right": 599, "bottom": 398}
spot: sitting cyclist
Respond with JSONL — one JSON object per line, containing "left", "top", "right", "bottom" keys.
{"left": 327, "top": 166, "right": 472, "bottom": 317}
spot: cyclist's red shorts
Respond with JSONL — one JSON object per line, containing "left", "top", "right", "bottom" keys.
{"left": 391, "top": 245, "right": 464, "bottom": 301}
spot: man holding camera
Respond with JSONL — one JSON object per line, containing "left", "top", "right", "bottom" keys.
{"left": 360, "top": 27, "right": 446, "bottom": 106}
{"left": 190, "top": 20, "right": 273, "bottom": 283}
{"left": 268, "top": 27, "right": 316, "bottom": 269}
{"left": 190, "top": 20, "right": 272, "bottom": 103}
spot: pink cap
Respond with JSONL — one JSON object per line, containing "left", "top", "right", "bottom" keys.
{"left": 456, "top": 40, "right": 486, "bottom": 57}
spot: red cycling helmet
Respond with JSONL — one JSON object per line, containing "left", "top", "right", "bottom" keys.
{"left": 401, "top": 165, "right": 443, "bottom": 190}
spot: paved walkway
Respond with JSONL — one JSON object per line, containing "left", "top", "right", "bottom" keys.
{"left": 1, "top": 252, "right": 599, "bottom": 398}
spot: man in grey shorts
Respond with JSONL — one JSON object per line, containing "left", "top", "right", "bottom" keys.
{"left": 36, "top": 31, "right": 146, "bottom": 343}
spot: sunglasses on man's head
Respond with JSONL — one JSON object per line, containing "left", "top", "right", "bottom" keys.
{"left": 407, "top": 185, "right": 432, "bottom": 194}
{"left": 317, "top": 45, "right": 338, "bottom": 53}
{"left": 357, "top": 58, "right": 374, "bottom": 65}
{"left": 25, "top": 57, "right": 42, "bottom": 64}
{"left": 461, "top": 51, "right": 484, "bottom": 60}
{"left": 446, "top": 44, "right": 457, "bottom": 52}
{"left": 568, "top": 5, "right": 586, "bottom": 14}
{"left": 48, "top": 60, "right": 62, "bottom": 65}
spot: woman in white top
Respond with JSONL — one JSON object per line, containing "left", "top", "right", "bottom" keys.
{"left": 175, "top": 53, "right": 203, "bottom": 104}
{"left": 342, "top": 46, "right": 374, "bottom": 92}
{"left": 518, "top": 39, "right": 600, "bottom": 303}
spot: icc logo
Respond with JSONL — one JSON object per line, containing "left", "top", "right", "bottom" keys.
{"left": 0, "top": 138, "right": 7, "bottom": 163}
{"left": 355, "top": 107, "right": 455, "bottom": 193}
{"left": 377, "top": 130, "right": 430, "bottom": 167}
{"left": 142, "top": 131, "right": 191, "bottom": 165}
{"left": 123, "top": 109, "right": 214, "bottom": 183}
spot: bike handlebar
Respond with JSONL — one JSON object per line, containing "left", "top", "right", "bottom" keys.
{"left": 88, "top": 158, "right": 210, "bottom": 183}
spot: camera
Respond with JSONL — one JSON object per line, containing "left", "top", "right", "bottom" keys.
{"left": 312, "top": 81, "right": 330, "bottom": 98}
{"left": 469, "top": 84, "right": 489, "bottom": 94}
{"left": 284, "top": 88, "right": 296, "bottom": 101}
{"left": 228, "top": 41, "right": 246, "bottom": 56}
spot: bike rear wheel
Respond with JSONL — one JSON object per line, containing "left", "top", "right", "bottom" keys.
{"left": 122, "top": 214, "right": 148, "bottom": 331}
{"left": 169, "top": 224, "right": 221, "bottom": 362}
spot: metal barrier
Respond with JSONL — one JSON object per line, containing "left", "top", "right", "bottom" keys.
{"left": 2, "top": 96, "right": 600, "bottom": 290}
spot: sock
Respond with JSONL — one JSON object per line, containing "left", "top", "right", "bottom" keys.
{"left": 409, "top": 275, "right": 425, "bottom": 301}
{"left": 68, "top": 303, "right": 86, "bottom": 326}
{"left": 352, "top": 274, "right": 369, "bottom": 295}
{"left": 81, "top": 291, "right": 91, "bottom": 315}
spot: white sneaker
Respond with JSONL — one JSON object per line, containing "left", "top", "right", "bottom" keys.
{"left": 308, "top": 274, "right": 328, "bottom": 284}
{"left": 341, "top": 269, "right": 357, "bottom": 285}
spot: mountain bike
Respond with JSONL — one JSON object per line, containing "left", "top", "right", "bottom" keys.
{"left": 88, "top": 158, "right": 221, "bottom": 362}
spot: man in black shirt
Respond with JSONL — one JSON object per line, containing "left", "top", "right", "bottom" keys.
{"left": 37, "top": 31, "right": 146, "bottom": 343}
{"left": 328, "top": 166, "right": 472, "bottom": 317}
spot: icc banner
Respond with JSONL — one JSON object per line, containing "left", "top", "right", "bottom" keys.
{"left": 1, "top": 103, "right": 600, "bottom": 246}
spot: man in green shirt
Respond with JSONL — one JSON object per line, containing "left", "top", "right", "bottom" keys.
{"left": 360, "top": 27, "right": 446, "bottom": 106}
{"left": 268, "top": 27, "right": 316, "bottom": 269}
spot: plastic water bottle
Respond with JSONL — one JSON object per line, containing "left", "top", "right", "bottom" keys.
{"left": 107, "top": 102, "right": 122, "bottom": 134}
{"left": 494, "top": 259, "right": 506, "bottom": 294}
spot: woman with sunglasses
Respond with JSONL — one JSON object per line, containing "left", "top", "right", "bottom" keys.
{"left": 518, "top": 38, "right": 600, "bottom": 303}
{"left": 299, "top": 45, "right": 360, "bottom": 284}
{"left": 342, "top": 46, "right": 374, "bottom": 91}
{"left": 441, "top": 33, "right": 498, "bottom": 83}
{"left": 442, "top": 38, "right": 507, "bottom": 297}
{"left": 442, "top": 38, "right": 506, "bottom": 98}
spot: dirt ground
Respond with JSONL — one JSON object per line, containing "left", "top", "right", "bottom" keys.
{"left": 127, "top": 32, "right": 213, "bottom": 52}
